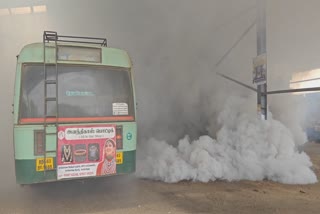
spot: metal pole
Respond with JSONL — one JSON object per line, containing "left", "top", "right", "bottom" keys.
{"left": 257, "top": 0, "right": 267, "bottom": 120}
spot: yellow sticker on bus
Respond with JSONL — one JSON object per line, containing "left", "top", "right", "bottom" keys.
{"left": 36, "top": 157, "right": 54, "bottom": 171}
{"left": 116, "top": 152, "right": 123, "bottom": 164}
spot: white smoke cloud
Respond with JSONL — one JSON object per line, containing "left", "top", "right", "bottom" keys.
{"left": 136, "top": 96, "right": 317, "bottom": 184}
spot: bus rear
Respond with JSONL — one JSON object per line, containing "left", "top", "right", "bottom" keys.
{"left": 13, "top": 32, "right": 137, "bottom": 184}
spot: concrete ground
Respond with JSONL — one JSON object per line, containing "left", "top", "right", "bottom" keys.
{"left": 0, "top": 142, "right": 319, "bottom": 214}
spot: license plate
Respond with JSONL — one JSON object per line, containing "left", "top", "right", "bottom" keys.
{"left": 116, "top": 152, "right": 123, "bottom": 164}
{"left": 36, "top": 157, "right": 54, "bottom": 171}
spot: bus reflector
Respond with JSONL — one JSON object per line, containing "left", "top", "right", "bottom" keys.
{"left": 116, "top": 125, "right": 123, "bottom": 149}
{"left": 34, "top": 130, "right": 44, "bottom": 155}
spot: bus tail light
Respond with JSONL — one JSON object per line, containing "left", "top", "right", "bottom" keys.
{"left": 34, "top": 130, "right": 44, "bottom": 155}
{"left": 116, "top": 125, "right": 123, "bottom": 149}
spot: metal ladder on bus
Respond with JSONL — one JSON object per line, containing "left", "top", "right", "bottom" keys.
{"left": 43, "top": 31, "right": 59, "bottom": 176}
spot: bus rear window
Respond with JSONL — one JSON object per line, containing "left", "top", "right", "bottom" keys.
{"left": 20, "top": 64, "right": 134, "bottom": 122}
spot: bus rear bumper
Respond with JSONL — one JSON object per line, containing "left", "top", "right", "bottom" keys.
{"left": 15, "top": 150, "right": 136, "bottom": 185}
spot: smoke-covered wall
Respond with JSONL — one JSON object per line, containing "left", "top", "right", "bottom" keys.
{"left": 1, "top": 0, "right": 320, "bottom": 188}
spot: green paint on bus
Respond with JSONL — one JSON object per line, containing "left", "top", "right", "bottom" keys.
{"left": 13, "top": 32, "right": 137, "bottom": 185}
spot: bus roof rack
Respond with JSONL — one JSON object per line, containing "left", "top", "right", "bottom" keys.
{"left": 43, "top": 31, "right": 107, "bottom": 47}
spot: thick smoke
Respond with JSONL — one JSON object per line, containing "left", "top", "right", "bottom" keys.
{"left": 0, "top": 0, "right": 319, "bottom": 190}
{"left": 132, "top": 1, "right": 318, "bottom": 184}
{"left": 136, "top": 96, "right": 317, "bottom": 184}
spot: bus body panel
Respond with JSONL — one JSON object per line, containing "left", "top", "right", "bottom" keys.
{"left": 14, "top": 122, "right": 136, "bottom": 184}
{"left": 14, "top": 122, "right": 136, "bottom": 160}
{"left": 17, "top": 43, "right": 132, "bottom": 68}
{"left": 14, "top": 125, "right": 56, "bottom": 159}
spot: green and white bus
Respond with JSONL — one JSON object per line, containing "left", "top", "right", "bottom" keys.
{"left": 13, "top": 31, "right": 137, "bottom": 185}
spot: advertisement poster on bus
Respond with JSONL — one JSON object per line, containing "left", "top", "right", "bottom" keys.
{"left": 57, "top": 125, "right": 117, "bottom": 180}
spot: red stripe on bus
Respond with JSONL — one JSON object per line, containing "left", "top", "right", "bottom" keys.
{"left": 20, "top": 116, "right": 134, "bottom": 124}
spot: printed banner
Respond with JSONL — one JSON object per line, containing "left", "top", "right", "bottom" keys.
{"left": 252, "top": 53, "right": 267, "bottom": 85}
{"left": 57, "top": 125, "right": 117, "bottom": 180}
